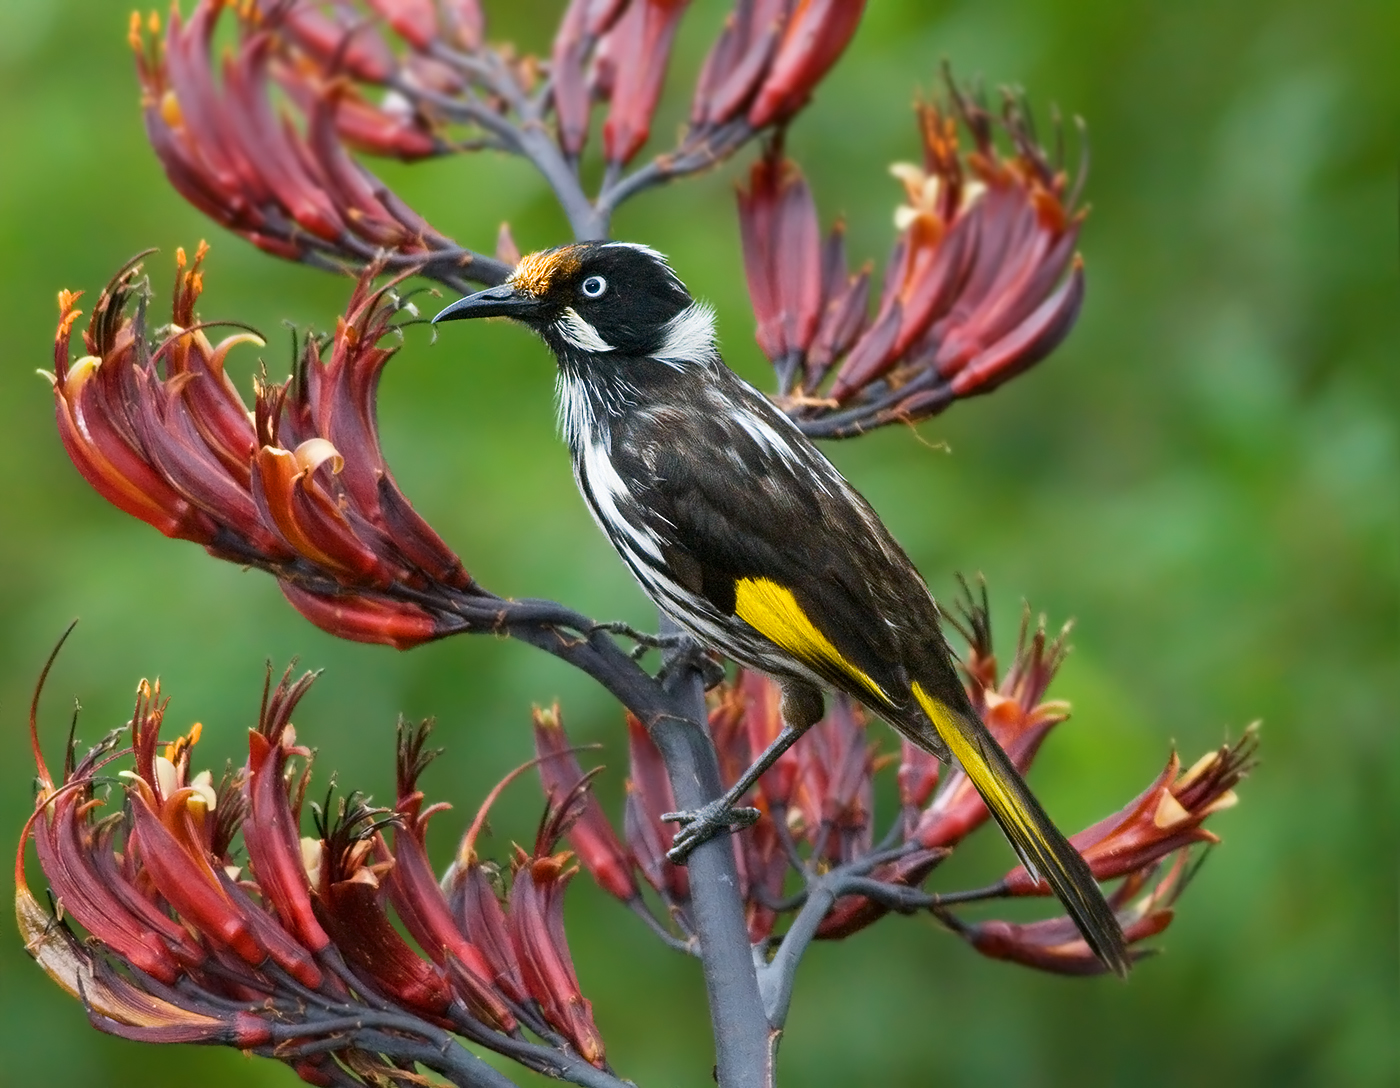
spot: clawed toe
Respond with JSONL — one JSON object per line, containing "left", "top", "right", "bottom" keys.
{"left": 662, "top": 803, "right": 761, "bottom": 862}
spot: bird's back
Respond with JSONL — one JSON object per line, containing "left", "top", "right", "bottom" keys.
{"left": 568, "top": 349, "right": 968, "bottom": 731}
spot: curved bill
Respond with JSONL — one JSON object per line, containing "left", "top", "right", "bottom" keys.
{"left": 433, "top": 284, "right": 544, "bottom": 323}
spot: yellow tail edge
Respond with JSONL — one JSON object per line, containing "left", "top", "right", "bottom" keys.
{"left": 911, "top": 681, "right": 1131, "bottom": 978}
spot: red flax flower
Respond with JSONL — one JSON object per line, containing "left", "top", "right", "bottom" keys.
{"left": 691, "top": 0, "right": 866, "bottom": 132}
{"left": 597, "top": 0, "right": 695, "bottom": 167}
{"left": 533, "top": 706, "right": 639, "bottom": 904}
{"left": 1003, "top": 727, "right": 1258, "bottom": 894}
{"left": 130, "top": 2, "right": 872, "bottom": 272}
{"left": 740, "top": 73, "right": 1089, "bottom": 437}
{"left": 19, "top": 651, "right": 614, "bottom": 1081}
{"left": 131, "top": 5, "right": 459, "bottom": 269}
{"left": 47, "top": 248, "right": 474, "bottom": 649}
{"left": 745, "top": 0, "right": 867, "bottom": 128}
{"left": 551, "top": 0, "right": 631, "bottom": 158}
{"left": 507, "top": 775, "right": 608, "bottom": 1067}
{"left": 961, "top": 853, "right": 1195, "bottom": 976}
{"left": 548, "top": 0, "right": 870, "bottom": 183}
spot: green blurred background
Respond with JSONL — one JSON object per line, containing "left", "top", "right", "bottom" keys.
{"left": 1, "top": 1, "right": 1395, "bottom": 1085}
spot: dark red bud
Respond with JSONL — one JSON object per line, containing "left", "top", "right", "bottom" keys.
{"left": 601, "top": 0, "right": 693, "bottom": 165}
{"left": 748, "top": 0, "right": 866, "bottom": 128}
{"left": 533, "top": 707, "right": 639, "bottom": 902}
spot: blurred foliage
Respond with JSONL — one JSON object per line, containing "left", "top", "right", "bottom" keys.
{"left": 1, "top": 1, "right": 1396, "bottom": 1086}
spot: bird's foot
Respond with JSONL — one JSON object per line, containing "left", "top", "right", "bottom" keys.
{"left": 589, "top": 621, "right": 686, "bottom": 659}
{"left": 662, "top": 801, "right": 762, "bottom": 863}
{"left": 590, "top": 621, "right": 726, "bottom": 670}
{"left": 590, "top": 620, "right": 685, "bottom": 647}
{"left": 654, "top": 636, "right": 727, "bottom": 690}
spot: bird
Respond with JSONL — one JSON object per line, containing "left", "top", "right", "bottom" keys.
{"left": 434, "top": 240, "right": 1129, "bottom": 976}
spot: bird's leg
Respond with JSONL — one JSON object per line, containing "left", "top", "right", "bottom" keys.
{"left": 664, "top": 681, "right": 824, "bottom": 862}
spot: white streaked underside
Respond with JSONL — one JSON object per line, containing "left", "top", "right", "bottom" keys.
{"left": 551, "top": 291, "right": 836, "bottom": 691}
{"left": 580, "top": 437, "right": 665, "bottom": 563}
{"left": 555, "top": 368, "right": 596, "bottom": 451}
{"left": 562, "top": 384, "right": 814, "bottom": 683}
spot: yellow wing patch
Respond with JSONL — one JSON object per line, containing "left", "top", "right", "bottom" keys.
{"left": 733, "top": 577, "right": 890, "bottom": 705}
{"left": 509, "top": 246, "right": 582, "bottom": 296}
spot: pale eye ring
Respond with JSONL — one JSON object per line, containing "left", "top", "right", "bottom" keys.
{"left": 580, "top": 274, "right": 607, "bottom": 299}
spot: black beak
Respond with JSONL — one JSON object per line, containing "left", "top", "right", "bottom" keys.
{"left": 432, "top": 283, "right": 544, "bottom": 324}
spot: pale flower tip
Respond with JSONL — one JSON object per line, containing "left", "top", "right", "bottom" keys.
{"left": 1176, "top": 748, "right": 1219, "bottom": 790}
{"left": 894, "top": 205, "right": 920, "bottom": 231}
{"left": 1200, "top": 789, "right": 1238, "bottom": 816}
{"left": 191, "top": 769, "right": 218, "bottom": 810}
{"left": 1152, "top": 788, "right": 1192, "bottom": 831}
{"left": 888, "top": 161, "right": 924, "bottom": 185}
{"left": 960, "top": 178, "right": 988, "bottom": 211}
{"left": 215, "top": 331, "right": 266, "bottom": 353}
{"left": 292, "top": 437, "right": 344, "bottom": 476}
{"left": 982, "top": 690, "right": 1012, "bottom": 712}
{"left": 300, "top": 836, "right": 324, "bottom": 888}
{"left": 920, "top": 174, "right": 942, "bottom": 207}
{"left": 224, "top": 864, "right": 242, "bottom": 881}
{"left": 154, "top": 755, "right": 179, "bottom": 800}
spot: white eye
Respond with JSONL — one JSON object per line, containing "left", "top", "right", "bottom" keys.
{"left": 580, "top": 275, "right": 607, "bottom": 299}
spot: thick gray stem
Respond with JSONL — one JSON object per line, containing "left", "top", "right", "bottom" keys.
{"left": 653, "top": 615, "right": 775, "bottom": 1088}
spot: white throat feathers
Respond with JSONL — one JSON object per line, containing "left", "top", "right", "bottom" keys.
{"left": 653, "top": 301, "right": 717, "bottom": 368}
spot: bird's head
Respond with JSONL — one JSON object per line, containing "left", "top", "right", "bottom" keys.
{"left": 433, "top": 241, "right": 715, "bottom": 364}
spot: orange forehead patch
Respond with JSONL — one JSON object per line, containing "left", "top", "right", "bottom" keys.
{"left": 508, "top": 246, "right": 582, "bottom": 296}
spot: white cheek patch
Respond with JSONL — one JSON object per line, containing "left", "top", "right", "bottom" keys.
{"left": 556, "top": 307, "right": 615, "bottom": 353}
{"left": 654, "top": 301, "right": 717, "bottom": 367}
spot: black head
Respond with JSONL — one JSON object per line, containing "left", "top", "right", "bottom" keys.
{"left": 433, "top": 241, "right": 705, "bottom": 360}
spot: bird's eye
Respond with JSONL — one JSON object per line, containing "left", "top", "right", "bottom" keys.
{"left": 580, "top": 275, "right": 607, "bottom": 299}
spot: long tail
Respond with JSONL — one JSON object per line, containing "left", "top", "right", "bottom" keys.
{"left": 909, "top": 681, "right": 1131, "bottom": 978}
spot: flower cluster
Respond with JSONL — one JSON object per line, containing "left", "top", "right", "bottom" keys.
{"left": 16, "top": 604, "right": 1252, "bottom": 1084}
{"left": 536, "top": 583, "right": 1253, "bottom": 975}
{"left": 741, "top": 75, "right": 1088, "bottom": 437}
{"left": 47, "top": 248, "right": 475, "bottom": 649}
{"left": 19, "top": 652, "right": 617, "bottom": 1084}
{"left": 130, "top": 4, "right": 508, "bottom": 287}
{"left": 131, "top": 0, "right": 872, "bottom": 266}
{"left": 554, "top": 0, "right": 866, "bottom": 165}
{"left": 25, "top": 5, "right": 1261, "bottom": 1082}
